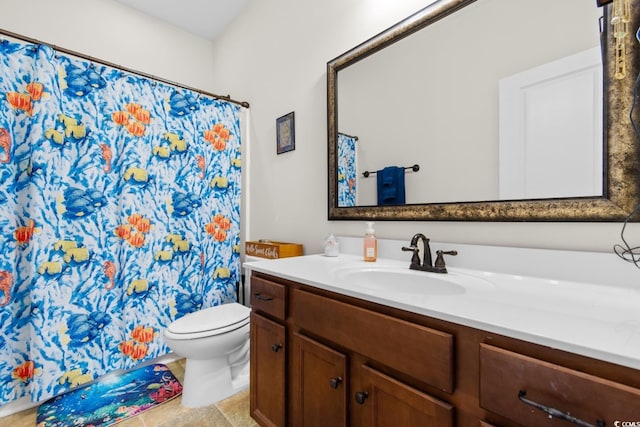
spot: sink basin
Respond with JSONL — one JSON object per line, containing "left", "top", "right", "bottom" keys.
{"left": 332, "top": 264, "right": 492, "bottom": 296}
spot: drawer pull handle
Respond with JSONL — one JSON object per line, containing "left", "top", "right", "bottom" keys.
{"left": 271, "top": 343, "right": 283, "bottom": 352}
{"left": 355, "top": 391, "right": 369, "bottom": 405}
{"left": 253, "top": 293, "right": 273, "bottom": 301}
{"left": 518, "top": 390, "right": 606, "bottom": 427}
{"left": 329, "top": 377, "right": 343, "bottom": 389}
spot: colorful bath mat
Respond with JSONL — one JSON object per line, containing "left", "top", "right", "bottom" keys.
{"left": 36, "top": 363, "right": 183, "bottom": 427}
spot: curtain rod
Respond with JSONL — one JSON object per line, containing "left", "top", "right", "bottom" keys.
{"left": 338, "top": 131, "right": 359, "bottom": 140}
{"left": 0, "top": 28, "right": 250, "bottom": 109}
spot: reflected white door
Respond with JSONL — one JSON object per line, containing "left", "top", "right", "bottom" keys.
{"left": 499, "top": 47, "right": 603, "bottom": 200}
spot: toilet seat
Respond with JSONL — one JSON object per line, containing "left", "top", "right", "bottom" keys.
{"left": 167, "top": 303, "right": 250, "bottom": 338}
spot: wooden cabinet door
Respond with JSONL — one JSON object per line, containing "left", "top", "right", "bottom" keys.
{"left": 291, "top": 332, "right": 348, "bottom": 427}
{"left": 355, "top": 365, "right": 454, "bottom": 427}
{"left": 251, "top": 312, "right": 286, "bottom": 427}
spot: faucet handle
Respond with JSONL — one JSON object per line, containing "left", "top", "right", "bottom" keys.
{"left": 401, "top": 245, "right": 421, "bottom": 266}
{"left": 434, "top": 250, "right": 457, "bottom": 273}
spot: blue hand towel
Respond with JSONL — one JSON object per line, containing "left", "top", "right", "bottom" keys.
{"left": 377, "top": 166, "right": 405, "bottom": 205}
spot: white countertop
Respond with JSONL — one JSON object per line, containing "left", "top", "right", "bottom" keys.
{"left": 245, "top": 253, "right": 640, "bottom": 370}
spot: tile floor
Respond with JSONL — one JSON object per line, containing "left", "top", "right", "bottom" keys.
{"left": 0, "top": 359, "right": 258, "bottom": 427}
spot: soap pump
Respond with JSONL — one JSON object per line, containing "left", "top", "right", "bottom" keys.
{"left": 363, "top": 221, "right": 377, "bottom": 262}
{"left": 324, "top": 233, "right": 339, "bottom": 257}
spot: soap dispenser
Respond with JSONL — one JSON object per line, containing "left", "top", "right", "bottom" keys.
{"left": 363, "top": 222, "right": 377, "bottom": 262}
{"left": 324, "top": 233, "right": 339, "bottom": 257}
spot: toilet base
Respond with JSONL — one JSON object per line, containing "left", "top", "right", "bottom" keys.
{"left": 180, "top": 357, "right": 250, "bottom": 408}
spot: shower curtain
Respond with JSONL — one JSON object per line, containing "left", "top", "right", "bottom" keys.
{"left": 337, "top": 133, "right": 357, "bottom": 207}
{"left": 0, "top": 36, "right": 243, "bottom": 406}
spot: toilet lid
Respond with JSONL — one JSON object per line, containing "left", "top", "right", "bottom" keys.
{"left": 167, "top": 303, "right": 250, "bottom": 335}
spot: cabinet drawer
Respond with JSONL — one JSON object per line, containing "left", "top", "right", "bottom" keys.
{"left": 480, "top": 344, "right": 640, "bottom": 427}
{"left": 251, "top": 275, "right": 287, "bottom": 320}
{"left": 291, "top": 288, "right": 454, "bottom": 392}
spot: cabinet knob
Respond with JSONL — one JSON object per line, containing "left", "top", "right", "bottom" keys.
{"left": 354, "top": 391, "right": 369, "bottom": 405}
{"left": 329, "top": 377, "right": 343, "bottom": 389}
{"left": 271, "top": 343, "right": 283, "bottom": 352}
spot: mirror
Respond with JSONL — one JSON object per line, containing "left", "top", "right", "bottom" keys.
{"left": 328, "top": 0, "right": 640, "bottom": 221}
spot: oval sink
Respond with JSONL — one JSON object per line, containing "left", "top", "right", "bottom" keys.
{"left": 332, "top": 264, "right": 492, "bottom": 296}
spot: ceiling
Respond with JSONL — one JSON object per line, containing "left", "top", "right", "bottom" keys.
{"left": 113, "top": 0, "right": 251, "bottom": 40}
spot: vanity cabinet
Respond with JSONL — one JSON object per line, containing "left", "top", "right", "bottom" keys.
{"left": 249, "top": 272, "right": 640, "bottom": 427}
{"left": 290, "top": 288, "right": 454, "bottom": 393}
{"left": 289, "top": 287, "right": 454, "bottom": 427}
{"left": 250, "top": 276, "right": 288, "bottom": 427}
{"left": 289, "top": 330, "right": 453, "bottom": 427}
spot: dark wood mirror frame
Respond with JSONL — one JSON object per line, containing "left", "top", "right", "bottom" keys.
{"left": 327, "top": 0, "right": 640, "bottom": 221}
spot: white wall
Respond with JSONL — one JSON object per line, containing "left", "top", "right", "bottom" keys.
{"left": 211, "top": 0, "right": 640, "bottom": 255}
{"left": 0, "top": 0, "right": 217, "bottom": 94}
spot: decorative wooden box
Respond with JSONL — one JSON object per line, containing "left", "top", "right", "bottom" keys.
{"left": 245, "top": 240, "right": 303, "bottom": 259}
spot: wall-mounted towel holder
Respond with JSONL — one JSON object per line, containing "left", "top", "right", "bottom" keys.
{"left": 362, "top": 164, "right": 420, "bottom": 178}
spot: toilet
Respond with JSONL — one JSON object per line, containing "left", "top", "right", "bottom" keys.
{"left": 164, "top": 302, "right": 251, "bottom": 407}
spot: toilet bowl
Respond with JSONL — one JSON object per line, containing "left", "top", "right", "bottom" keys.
{"left": 164, "top": 302, "right": 251, "bottom": 407}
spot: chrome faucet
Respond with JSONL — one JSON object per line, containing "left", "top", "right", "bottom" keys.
{"left": 401, "top": 233, "right": 457, "bottom": 273}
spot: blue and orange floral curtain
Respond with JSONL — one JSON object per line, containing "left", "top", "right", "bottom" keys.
{"left": 337, "top": 133, "right": 357, "bottom": 207}
{"left": 0, "top": 36, "right": 243, "bottom": 405}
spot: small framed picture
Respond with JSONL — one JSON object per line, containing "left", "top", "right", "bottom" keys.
{"left": 276, "top": 112, "right": 295, "bottom": 154}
